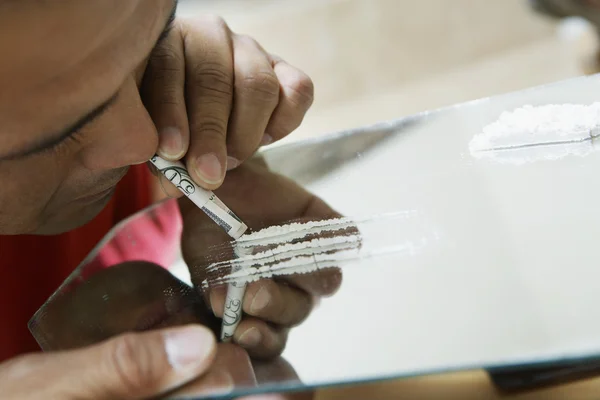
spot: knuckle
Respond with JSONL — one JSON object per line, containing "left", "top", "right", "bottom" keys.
{"left": 238, "top": 70, "right": 280, "bottom": 104}
{"left": 201, "top": 14, "right": 229, "bottom": 32}
{"left": 267, "top": 113, "right": 303, "bottom": 139}
{"left": 286, "top": 71, "right": 314, "bottom": 109}
{"left": 150, "top": 43, "right": 184, "bottom": 68}
{"left": 189, "top": 60, "right": 233, "bottom": 99}
{"left": 269, "top": 118, "right": 301, "bottom": 139}
{"left": 236, "top": 34, "right": 259, "bottom": 47}
{"left": 193, "top": 115, "right": 227, "bottom": 141}
{"left": 107, "top": 333, "right": 157, "bottom": 395}
{"left": 146, "top": 46, "right": 183, "bottom": 85}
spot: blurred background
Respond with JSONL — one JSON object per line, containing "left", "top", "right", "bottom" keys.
{"left": 176, "top": 0, "right": 600, "bottom": 146}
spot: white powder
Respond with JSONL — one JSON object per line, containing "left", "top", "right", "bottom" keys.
{"left": 469, "top": 103, "right": 600, "bottom": 164}
{"left": 237, "top": 212, "right": 413, "bottom": 246}
{"left": 204, "top": 239, "right": 428, "bottom": 288}
{"left": 210, "top": 234, "right": 362, "bottom": 271}
{"left": 200, "top": 211, "right": 439, "bottom": 288}
{"left": 238, "top": 217, "right": 359, "bottom": 244}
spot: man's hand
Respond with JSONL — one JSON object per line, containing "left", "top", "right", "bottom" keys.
{"left": 142, "top": 15, "right": 314, "bottom": 190}
{"left": 179, "top": 159, "right": 343, "bottom": 359}
{"left": 26, "top": 261, "right": 311, "bottom": 399}
{"left": 0, "top": 324, "right": 217, "bottom": 399}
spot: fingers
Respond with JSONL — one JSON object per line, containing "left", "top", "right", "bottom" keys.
{"left": 226, "top": 45, "right": 314, "bottom": 163}
{"left": 92, "top": 325, "right": 216, "bottom": 399}
{"left": 210, "top": 280, "right": 313, "bottom": 327}
{"left": 234, "top": 319, "right": 289, "bottom": 360}
{"left": 0, "top": 325, "right": 216, "bottom": 400}
{"left": 146, "top": 161, "right": 185, "bottom": 199}
{"left": 142, "top": 23, "right": 189, "bottom": 161}
{"left": 166, "top": 343, "right": 256, "bottom": 398}
{"left": 243, "top": 280, "right": 313, "bottom": 326}
{"left": 183, "top": 16, "right": 234, "bottom": 190}
{"left": 143, "top": 16, "right": 315, "bottom": 191}
{"left": 206, "top": 280, "right": 309, "bottom": 358}
{"left": 283, "top": 267, "right": 342, "bottom": 298}
{"left": 227, "top": 35, "right": 280, "bottom": 165}
{"left": 264, "top": 55, "right": 314, "bottom": 143}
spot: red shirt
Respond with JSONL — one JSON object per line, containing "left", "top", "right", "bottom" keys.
{"left": 0, "top": 165, "right": 181, "bottom": 361}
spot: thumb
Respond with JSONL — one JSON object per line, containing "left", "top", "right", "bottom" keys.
{"left": 2, "top": 325, "right": 216, "bottom": 400}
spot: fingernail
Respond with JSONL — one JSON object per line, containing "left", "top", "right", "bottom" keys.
{"left": 158, "top": 127, "right": 184, "bottom": 160}
{"left": 260, "top": 134, "right": 273, "bottom": 146}
{"left": 164, "top": 325, "right": 215, "bottom": 370}
{"left": 250, "top": 285, "right": 271, "bottom": 314}
{"left": 194, "top": 153, "right": 223, "bottom": 185}
{"left": 226, "top": 156, "right": 240, "bottom": 171}
{"left": 237, "top": 327, "right": 262, "bottom": 348}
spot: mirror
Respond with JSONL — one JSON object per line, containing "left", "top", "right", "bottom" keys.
{"left": 29, "top": 75, "right": 600, "bottom": 398}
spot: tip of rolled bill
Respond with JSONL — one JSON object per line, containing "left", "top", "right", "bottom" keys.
{"left": 230, "top": 223, "right": 249, "bottom": 240}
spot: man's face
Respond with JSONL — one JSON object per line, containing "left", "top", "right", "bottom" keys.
{"left": 0, "top": 0, "right": 176, "bottom": 234}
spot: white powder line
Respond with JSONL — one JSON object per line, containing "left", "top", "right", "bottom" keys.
{"left": 198, "top": 211, "right": 439, "bottom": 288}
{"left": 206, "top": 234, "right": 362, "bottom": 273}
{"left": 206, "top": 242, "right": 362, "bottom": 280}
{"left": 235, "top": 211, "right": 415, "bottom": 247}
{"left": 201, "top": 239, "right": 428, "bottom": 288}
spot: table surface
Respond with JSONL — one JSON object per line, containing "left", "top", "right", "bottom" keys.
{"left": 315, "top": 370, "right": 600, "bottom": 400}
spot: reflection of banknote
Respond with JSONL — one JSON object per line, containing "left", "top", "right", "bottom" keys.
{"left": 220, "top": 245, "right": 249, "bottom": 341}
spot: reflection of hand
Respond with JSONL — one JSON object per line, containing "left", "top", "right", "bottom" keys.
{"left": 31, "top": 261, "right": 218, "bottom": 351}
{"left": 29, "top": 261, "right": 311, "bottom": 399}
{"left": 170, "top": 345, "right": 314, "bottom": 400}
{"left": 180, "top": 159, "right": 343, "bottom": 359}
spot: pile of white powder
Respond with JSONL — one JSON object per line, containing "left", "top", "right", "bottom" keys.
{"left": 469, "top": 103, "right": 600, "bottom": 160}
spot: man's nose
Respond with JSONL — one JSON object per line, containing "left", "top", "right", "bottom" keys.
{"left": 80, "top": 78, "right": 159, "bottom": 170}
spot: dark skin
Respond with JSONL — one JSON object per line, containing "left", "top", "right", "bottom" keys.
{"left": 0, "top": 0, "right": 327, "bottom": 398}
{"left": 182, "top": 159, "right": 343, "bottom": 359}
{"left": 30, "top": 161, "right": 339, "bottom": 398}
{"left": 29, "top": 261, "right": 308, "bottom": 399}
{"left": 0, "top": 1, "right": 314, "bottom": 235}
